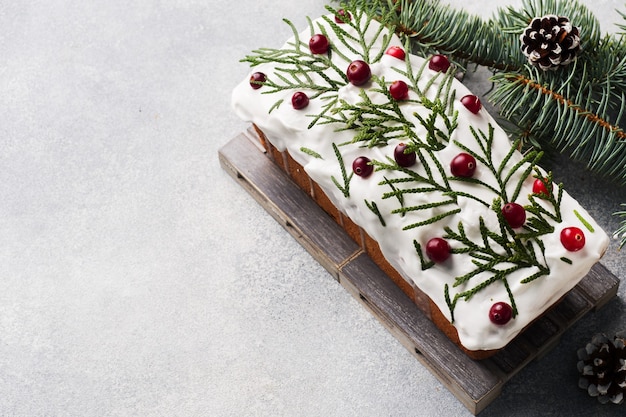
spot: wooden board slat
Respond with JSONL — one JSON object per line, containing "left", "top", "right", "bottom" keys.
{"left": 218, "top": 131, "right": 621, "bottom": 415}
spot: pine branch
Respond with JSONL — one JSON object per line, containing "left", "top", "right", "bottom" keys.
{"left": 490, "top": 66, "right": 626, "bottom": 173}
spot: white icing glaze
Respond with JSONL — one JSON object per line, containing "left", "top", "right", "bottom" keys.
{"left": 231, "top": 11, "right": 609, "bottom": 351}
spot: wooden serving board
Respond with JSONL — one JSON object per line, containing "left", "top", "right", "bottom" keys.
{"left": 218, "top": 129, "right": 621, "bottom": 415}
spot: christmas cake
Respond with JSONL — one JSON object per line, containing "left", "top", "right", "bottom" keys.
{"left": 231, "top": 7, "right": 610, "bottom": 359}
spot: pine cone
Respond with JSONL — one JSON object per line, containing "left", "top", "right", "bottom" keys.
{"left": 520, "top": 15, "right": 581, "bottom": 71}
{"left": 577, "top": 333, "right": 626, "bottom": 405}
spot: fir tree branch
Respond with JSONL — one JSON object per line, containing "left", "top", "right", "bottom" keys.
{"left": 494, "top": 71, "right": 626, "bottom": 141}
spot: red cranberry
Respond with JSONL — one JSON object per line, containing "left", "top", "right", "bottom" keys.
{"left": 309, "top": 34, "right": 329, "bottom": 54}
{"left": 461, "top": 95, "right": 482, "bottom": 114}
{"left": 291, "top": 92, "right": 309, "bottom": 109}
{"left": 352, "top": 156, "right": 373, "bottom": 177}
{"left": 393, "top": 143, "right": 416, "bottom": 167}
{"left": 389, "top": 80, "right": 409, "bottom": 100}
{"left": 450, "top": 153, "right": 476, "bottom": 177}
{"left": 425, "top": 237, "right": 451, "bottom": 263}
{"left": 249, "top": 72, "right": 266, "bottom": 89}
{"left": 532, "top": 178, "right": 549, "bottom": 196}
{"left": 335, "top": 9, "right": 351, "bottom": 23}
{"left": 502, "top": 202, "right": 526, "bottom": 228}
{"left": 560, "top": 227, "right": 586, "bottom": 252}
{"left": 385, "top": 46, "right": 406, "bottom": 60}
{"left": 428, "top": 54, "right": 451, "bottom": 72}
{"left": 489, "top": 302, "right": 513, "bottom": 325}
{"left": 346, "top": 60, "right": 371, "bottom": 86}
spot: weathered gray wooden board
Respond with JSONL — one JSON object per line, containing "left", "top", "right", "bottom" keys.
{"left": 218, "top": 130, "right": 621, "bottom": 415}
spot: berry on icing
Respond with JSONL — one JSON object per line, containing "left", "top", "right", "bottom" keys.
{"left": 385, "top": 46, "right": 405, "bottom": 60}
{"left": 291, "top": 92, "right": 309, "bottom": 110}
{"left": 489, "top": 302, "right": 513, "bottom": 325}
{"left": 426, "top": 237, "right": 451, "bottom": 263}
{"left": 532, "top": 178, "right": 550, "bottom": 196}
{"left": 561, "top": 227, "right": 586, "bottom": 251}
{"left": 428, "top": 54, "right": 451, "bottom": 72}
{"left": 249, "top": 72, "right": 266, "bottom": 89}
{"left": 389, "top": 80, "right": 409, "bottom": 100}
{"left": 309, "top": 34, "right": 329, "bottom": 54}
{"left": 393, "top": 143, "right": 416, "bottom": 167}
{"left": 334, "top": 9, "right": 351, "bottom": 24}
{"left": 352, "top": 156, "right": 373, "bottom": 177}
{"left": 461, "top": 94, "right": 482, "bottom": 114}
{"left": 450, "top": 153, "right": 476, "bottom": 177}
{"left": 346, "top": 60, "right": 371, "bottom": 86}
{"left": 502, "top": 202, "right": 526, "bottom": 228}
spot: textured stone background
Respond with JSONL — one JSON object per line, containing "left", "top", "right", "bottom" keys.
{"left": 0, "top": 1, "right": 624, "bottom": 415}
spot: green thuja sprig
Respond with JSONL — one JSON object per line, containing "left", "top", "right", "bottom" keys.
{"left": 414, "top": 239, "right": 435, "bottom": 270}
{"left": 309, "top": 95, "right": 341, "bottom": 129}
{"left": 330, "top": 143, "right": 353, "bottom": 198}
{"left": 383, "top": 176, "right": 405, "bottom": 215}
{"left": 320, "top": 3, "right": 396, "bottom": 64}
{"left": 242, "top": 17, "right": 347, "bottom": 93}
{"left": 410, "top": 94, "right": 458, "bottom": 152}
{"left": 317, "top": 54, "right": 458, "bottom": 149}
{"left": 442, "top": 209, "right": 550, "bottom": 321}
{"left": 372, "top": 121, "right": 562, "bottom": 320}
{"left": 518, "top": 170, "right": 566, "bottom": 244}
{"left": 375, "top": 151, "right": 459, "bottom": 229}
{"left": 300, "top": 147, "right": 323, "bottom": 159}
{"left": 365, "top": 199, "right": 386, "bottom": 226}
{"left": 321, "top": 76, "right": 417, "bottom": 147}
{"left": 241, "top": 4, "right": 393, "bottom": 119}
{"left": 573, "top": 209, "right": 595, "bottom": 233}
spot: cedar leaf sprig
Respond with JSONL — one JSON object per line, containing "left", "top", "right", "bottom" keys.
{"left": 320, "top": 3, "right": 395, "bottom": 64}
{"left": 240, "top": 2, "right": 397, "bottom": 126}
{"left": 365, "top": 199, "right": 386, "bottom": 226}
{"left": 242, "top": 18, "right": 348, "bottom": 94}
{"left": 319, "top": 76, "right": 418, "bottom": 147}
{"left": 331, "top": 143, "right": 353, "bottom": 198}
{"left": 376, "top": 122, "right": 562, "bottom": 320}
{"left": 442, "top": 205, "right": 550, "bottom": 322}
{"left": 316, "top": 59, "right": 457, "bottom": 150}
{"left": 450, "top": 125, "right": 543, "bottom": 205}
{"left": 375, "top": 148, "right": 459, "bottom": 230}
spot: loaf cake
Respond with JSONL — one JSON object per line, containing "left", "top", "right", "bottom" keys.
{"left": 231, "top": 6, "right": 610, "bottom": 359}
